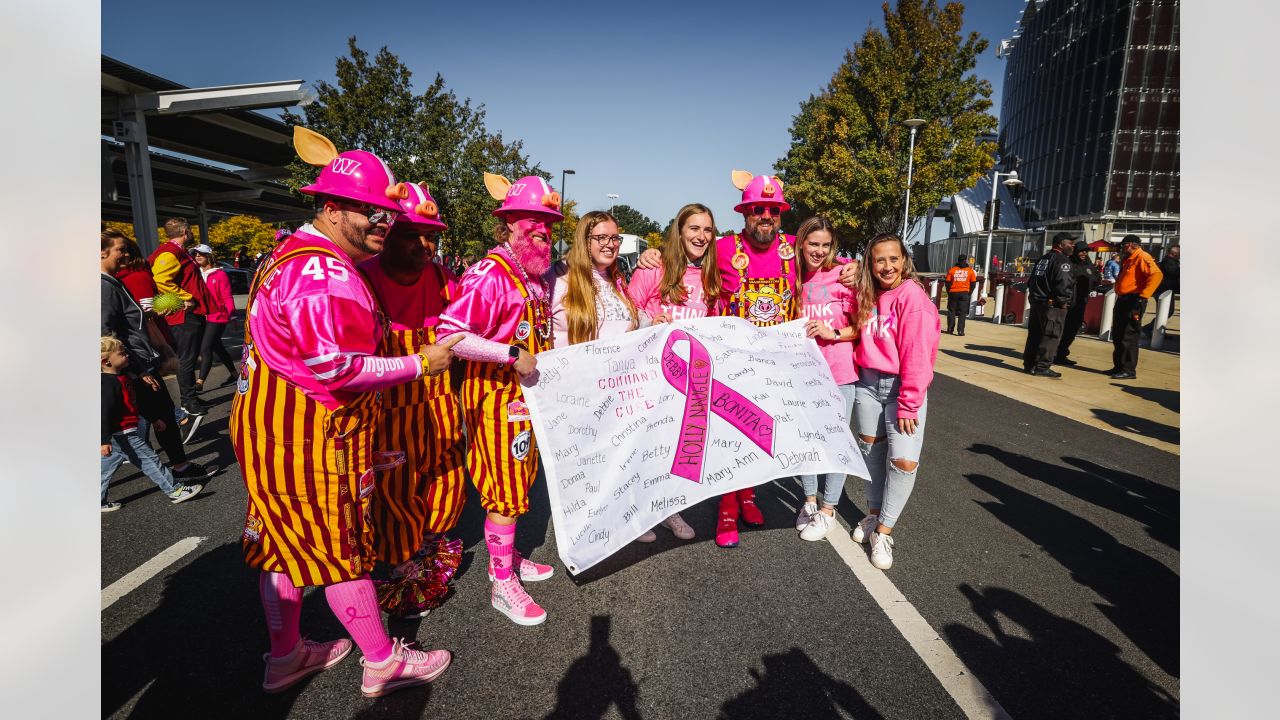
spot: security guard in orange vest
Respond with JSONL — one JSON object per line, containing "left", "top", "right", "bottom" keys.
{"left": 944, "top": 254, "right": 977, "bottom": 336}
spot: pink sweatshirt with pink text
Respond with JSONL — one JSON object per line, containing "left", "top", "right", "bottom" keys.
{"left": 627, "top": 264, "right": 717, "bottom": 320}
{"left": 852, "top": 279, "right": 940, "bottom": 419}
{"left": 799, "top": 265, "right": 858, "bottom": 385}
{"left": 249, "top": 225, "right": 420, "bottom": 410}
{"left": 436, "top": 246, "right": 546, "bottom": 350}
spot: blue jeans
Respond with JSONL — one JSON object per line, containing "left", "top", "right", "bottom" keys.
{"left": 853, "top": 368, "right": 928, "bottom": 529}
{"left": 800, "top": 383, "right": 857, "bottom": 507}
{"left": 101, "top": 431, "right": 179, "bottom": 503}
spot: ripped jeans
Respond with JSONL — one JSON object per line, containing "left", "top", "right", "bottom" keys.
{"left": 853, "top": 368, "right": 927, "bottom": 530}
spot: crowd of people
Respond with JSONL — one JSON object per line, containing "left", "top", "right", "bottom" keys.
{"left": 109, "top": 126, "right": 941, "bottom": 699}
{"left": 100, "top": 221, "right": 231, "bottom": 511}
{"left": 939, "top": 234, "right": 1175, "bottom": 380}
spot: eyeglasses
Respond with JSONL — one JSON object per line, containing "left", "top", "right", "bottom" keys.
{"left": 588, "top": 234, "right": 623, "bottom": 246}
{"left": 750, "top": 205, "right": 782, "bottom": 217}
{"left": 332, "top": 200, "right": 396, "bottom": 225}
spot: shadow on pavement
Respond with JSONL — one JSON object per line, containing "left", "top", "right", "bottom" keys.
{"left": 963, "top": 472, "right": 1179, "bottom": 678}
{"left": 970, "top": 444, "right": 1177, "bottom": 550}
{"left": 962, "top": 343, "right": 1025, "bottom": 361}
{"left": 536, "top": 615, "right": 641, "bottom": 720}
{"left": 940, "top": 349, "right": 1010, "bottom": 368}
{"left": 1090, "top": 408, "right": 1179, "bottom": 445}
{"left": 103, "top": 542, "right": 341, "bottom": 719}
{"left": 945, "top": 584, "right": 1178, "bottom": 719}
{"left": 718, "top": 646, "right": 884, "bottom": 720}
{"left": 1111, "top": 383, "right": 1180, "bottom": 413}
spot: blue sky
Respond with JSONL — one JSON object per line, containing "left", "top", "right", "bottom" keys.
{"left": 103, "top": 0, "right": 1025, "bottom": 237}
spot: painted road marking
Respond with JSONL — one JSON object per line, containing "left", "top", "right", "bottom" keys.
{"left": 824, "top": 527, "right": 1012, "bottom": 719}
{"left": 101, "top": 537, "right": 206, "bottom": 611}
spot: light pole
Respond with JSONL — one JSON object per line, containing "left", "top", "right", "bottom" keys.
{"left": 901, "top": 118, "right": 925, "bottom": 239}
{"left": 977, "top": 168, "right": 1022, "bottom": 279}
{"left": 607, "top": 193, "right": 619, "bottom": 215}
{"left": 558, "top": 169, "right": 575, "bottom": 254}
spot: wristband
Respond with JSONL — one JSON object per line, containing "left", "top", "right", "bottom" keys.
{"left": 418, "top": 349, "right": 431, "bottom": 377}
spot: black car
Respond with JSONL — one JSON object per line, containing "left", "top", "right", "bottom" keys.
{"left": 217, "top": 262, "right": 252, "bottom": 295}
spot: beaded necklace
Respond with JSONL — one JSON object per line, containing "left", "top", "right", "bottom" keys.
{"left": 501, "top": 242, "right": 553, "bottom": 340}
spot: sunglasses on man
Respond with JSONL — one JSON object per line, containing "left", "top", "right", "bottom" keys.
{"left": 750, "top": 205, "right": 782, "bottom": 217}
{"left": 330, "top": 199, "right": 397, "bottom": 225}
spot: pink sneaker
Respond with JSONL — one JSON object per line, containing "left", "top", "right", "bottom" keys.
{"left": 491, "top": 575, "right": 547, "bottom": 626}
{"left": 488, "top": 550, "right": 554, "bottom": 583}
{"left": 359, "top": 638, "right": 452, "bottom": 698}
{"left": 262, "top": 637, "right": 353, "bottom": 693}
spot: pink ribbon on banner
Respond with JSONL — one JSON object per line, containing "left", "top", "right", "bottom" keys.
{"left": 661, "top": 328, "right": 775, "bottom": 483}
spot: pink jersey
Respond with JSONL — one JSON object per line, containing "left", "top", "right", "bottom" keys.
{"left": 437, "top": 247, "right": 548, "bottom": 346}
{"left": 358, "top": 257, "right": 456, "bottom": 330}
{"left": 800, "top": 265, "right": 859, "bottom": 385}
{"left": 627, "top": 264, "right": 716, "bottom": 320}
{"left": 853, "top": 279, "right": 940, "bottom": 419}
{"left": 248, "top": 225, "right": 387, "bottom": 410}
{"left": 715, "top": 232, "right": 798, "bottom": 298}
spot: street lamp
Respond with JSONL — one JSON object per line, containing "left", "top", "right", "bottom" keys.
{"left": 976, "top": 168, "right": 1022, "bottom": 279}
{"left": 558, "top": 169, "right": 575, "bottom": 254}
{"left": 607, "top": 193, "right": 619, "bottom": 215}
{"left": 901, "top": 118, "right": 925, "bottom": 239}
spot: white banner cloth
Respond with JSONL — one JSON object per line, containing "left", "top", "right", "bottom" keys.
{"left": 523, "top": 317, "right": 869, "bottom": 574}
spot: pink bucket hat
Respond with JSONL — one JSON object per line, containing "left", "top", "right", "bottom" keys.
{"left": 484, "top": 173, "right": 564, "bottom": 222}
{"left": 293, "top": 126, "right": 403, "bottom": 213}
{"left": 391, "top": 182, "right": 448, "bottom": 232}
{"left": 731, "top": 170, "right": 791, "bottom": 214}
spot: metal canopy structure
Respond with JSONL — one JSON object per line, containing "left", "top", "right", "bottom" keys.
{"left": 101, "top": 55, "right": 314, "bottom": 253}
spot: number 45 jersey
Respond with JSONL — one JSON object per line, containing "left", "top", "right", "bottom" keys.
{"left": 246, "top": 223, "right": 386, "bottom": 410}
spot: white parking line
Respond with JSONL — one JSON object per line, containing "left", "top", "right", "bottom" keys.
{"left": 825, "top": 527, "right": 1011, "bottom": 719}
{"left": 102, "top": 537, "right": 206, "bottom": 611}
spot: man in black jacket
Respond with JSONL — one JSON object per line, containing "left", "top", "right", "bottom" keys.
{"left": 1022, "top": 232, "right": 1077, "bottom": 377}
{"left": 101, "top": 228, "right": 213, "bottom": 480}
{"left": 1055, "top": 241, "right": 1102, "bottom": 366}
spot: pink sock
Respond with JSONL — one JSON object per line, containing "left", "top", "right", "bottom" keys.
{"left": 325, "top": 576, "right": 393, "bottom": 663}
{"left": 259, "top": 572, "right": 302, "bottom": 658}
{"left": 486, "top": 518, "right": 516, "bottom": 581}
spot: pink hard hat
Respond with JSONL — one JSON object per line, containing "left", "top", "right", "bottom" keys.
{"left": 731, "top": 170, "right": 791, "bottom": 214}
{"left": 484, "top": 173, "right": 564, "bottom": 222}
{"left": 293, "top": 126, "right": 403, "bottom": 212}
{"left": 391, "top": 182, "right": 448, "bottom": 232}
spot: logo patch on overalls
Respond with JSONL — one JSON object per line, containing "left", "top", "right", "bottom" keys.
{"left": 511, "top": 430, "right": 532, "bottom": 461}
{"left": 506, "top": 400, "right": 531, "bottom": 422}
{"left": 242, "top": 515, "right": 262, "bottom": 544}
{"left": 515, "top": 320, "right": 532, "bottom": 341}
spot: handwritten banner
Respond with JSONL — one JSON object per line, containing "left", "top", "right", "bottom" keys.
{"left": 522, "top": 317, "right": 870, "bottom": 574}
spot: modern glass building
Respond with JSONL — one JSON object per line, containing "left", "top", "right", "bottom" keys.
{"left": 996, "top": 0, "right": 1179, "bottom": 244}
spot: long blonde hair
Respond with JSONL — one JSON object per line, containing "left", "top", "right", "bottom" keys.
{"left": 659, "top": 203, "right": 722, "bottom": 309}
{"left": 854, "top": 233, "right": 921, "bottom": 335}
{"left": 564, "top": 211, "right": 639, "bottom": 344}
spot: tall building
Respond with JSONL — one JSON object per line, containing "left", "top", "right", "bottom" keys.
{"left": 996, "top": 0, "right": 1179, "bottom": 244}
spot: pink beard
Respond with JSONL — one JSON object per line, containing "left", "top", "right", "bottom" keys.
{"left": 510, "top": 234, "right": 551, "bottom": 277}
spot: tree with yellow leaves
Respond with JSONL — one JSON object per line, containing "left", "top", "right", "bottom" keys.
{"left": 207, "top": 215, "right": 277, "bottom": 258}
{"left": 777, "top": 0, "right": 997, "bottom": 253}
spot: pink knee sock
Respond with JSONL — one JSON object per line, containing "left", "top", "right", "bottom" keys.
{"left": 486, "top": 518, "right": 516, "bottom": 581}
{"left": 259, "top": 572, "right": 302, "bottom": 658}
{"left": 325, "top": 576, "right": 393, "bottom": 663}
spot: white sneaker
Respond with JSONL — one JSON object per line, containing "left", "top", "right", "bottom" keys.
{"left": 799, "top": 510, "right": 836, "bottom": 541}
{"left": 168, "top": 484, "right": 203, "bottom": 504}
{"left": 851, "top": 513, "right": 879, "bottom": 544}
{"left": 870, "top": 531, "right": 894, "bottom": 570}
{"left": 635, "top": 529, "right": 657, "bottom": 543}
{"left": 795, "top": 501, "right": 818, "bottom": 530}
{"left": 660, "top": 512, "right": 695, "bottom": 540}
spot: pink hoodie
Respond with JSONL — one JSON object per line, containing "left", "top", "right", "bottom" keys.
{"left": 852, "top": 279, "right": 940, "bottom": 419}
{"left": 799, "top": 265, "right": 858, "bottom": 385}
{"left": 627, "top": 264, "right": 717, "bottom": 320}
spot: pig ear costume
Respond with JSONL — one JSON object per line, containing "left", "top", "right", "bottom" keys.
{"left": 715, "top": 170, "right": 800, "bottom": 548}
{"left": 230, "top": 126, "right": 453, "bottom": 694}
{"left": 435, "top": 171, "right": 562, "bottom": 627}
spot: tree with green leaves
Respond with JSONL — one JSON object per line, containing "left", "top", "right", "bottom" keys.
{"left": 608, "top": 204, "right": 661, "bottom": 238}
{"left": 282, "top": 37, "right": 547, "bottom": 258}
{"left": 776, "top": 0, "right": 997, "bottom": 253}
{"left": 207, "top": 215, "right": 277, "bottom": 258}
